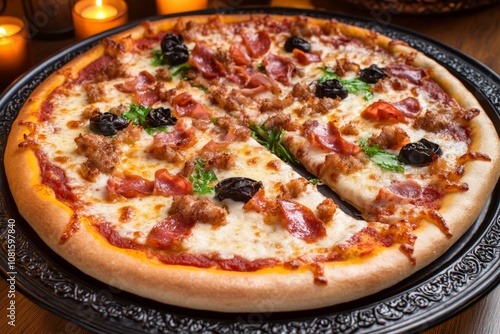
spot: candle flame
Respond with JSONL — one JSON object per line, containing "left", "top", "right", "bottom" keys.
{"left": 96, "top": 0, "right": 103, "bottom": 7}
{"left": 0, "top": 27, "right": 6, "bottom": 38}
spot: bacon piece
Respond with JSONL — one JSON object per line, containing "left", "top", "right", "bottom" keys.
{"left": 421, "top": 79, "right": 452, "bottom": 104}
{"left": 230, "top": 43, "right": 252, "bottom": 66}
{"left": 154, "top": 169, "right": 193, "bottom": 197}
{"left": 361, "top": 101, "right": 407, "bottom": 124}
{"left": 393, "top": 97, "right": 421, "bottom": 118}
{"left": 146, "top": 213, "right": 195, "bottom": 249}
{"left": 292, "top": 49, "right": 321, "bottom": 65}
{"left": 385, "top": 63, "right": 428, "bottom": 85}
{"left": 243, "top": 188, "right": 272, "bottom": 213}
{"left": 278, "top": 199, "right": 326, "bottom": 243}
{"left": 304, "top": 120, "right": 361, "bottom": 155}
{"left": 241, "top": 30, "right": 271, "bottom": 58}
{"left": 98, "top": 222, "right": 141, "bottom": 249}
{"left": 107, "top": 174, "right": 154, "bottom": 199}
{"left": 172, "top": 92, "right": 211, "bottom": 119}
{"left": 188, "top": 43, "right": 226, "bottom": 79}
{"left": 114, "top": 71, "right": 160, "bottom": 107}
{"left": 75, "top": 55, "right": 114, "bottom": 84}
{"left": 263, "top": 54, "right": 295, "bottom": 86}
{"left": 240, "top": 73, "right": 280, "bottom": 96}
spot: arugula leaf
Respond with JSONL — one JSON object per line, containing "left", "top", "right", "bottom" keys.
{"left": 308, "top": 178, "right": 320, "bottom": 185}
{"left": 359, "top": 138, "right": 404, "bottom": 172}
{"left": 150, "top": 49, "right": 168, "bottom": 66}
{"left": 189, "top": 159, "right": 218, "bottom": 194}
{"left": 122, "top": 104, "right": 168, "bottom": 135}
{"left": 249, "top": 123, "right": 300, "bottom": 166}
{"left": 319, "top": 67, "right": 374, "bottom": 100}
{"left": 170, "top": 62, "right": 195, "bottom": 79}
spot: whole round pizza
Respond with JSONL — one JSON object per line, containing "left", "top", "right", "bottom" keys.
{"left": 4, "top": 13, "right": 500, "bottom": 312}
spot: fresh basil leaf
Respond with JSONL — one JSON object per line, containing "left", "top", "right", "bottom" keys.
{"left": 170, "top": 62, "right": 195, "bottom": 79}
{"left": 249, "top": 123, "right": 300, "bottom": 166}
{"left": 319, "top": 67, "right": 373, "bottom": 101}
{"left": 360, "top": 138, "right": 404, "bottom": 172}
{"left": 189, "top": 159, "right": 218, "bottom": 194}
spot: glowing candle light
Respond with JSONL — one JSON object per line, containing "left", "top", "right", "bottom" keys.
{"left": 156, "top": 0, "right": 208, "bottom": 15}
{"left": 72, "top": 0, "right": 128, "bottom": 40}
{"left": 0, "top": 17, "right": 32, "bottom": 92}
{"left": 81, "top": 0, "right": 118, "bottom": 20}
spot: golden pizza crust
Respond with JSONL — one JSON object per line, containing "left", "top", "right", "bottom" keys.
{"left": 4, "top": 14, "right": 500, "bottom": 312}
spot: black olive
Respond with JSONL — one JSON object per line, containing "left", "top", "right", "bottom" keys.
{"left": 399, "top": 139, "right": 442, "bottom": 166}
{"left": 146, "top": 107, "right": 177, "bottom": 127}
{"left": 359, "top": 64, "right": 387, "bottom": 84}
{"left": 215, "top": 177, "right": 263, "bottom": 203}
{"left": 160, "top": 33, "right": 189, "bottom": 65}
{"left": 284, "top": 36, "right": 311, "bottom": 53}
{"left": 90, "top": 112, "right": 129, "bottom": 136}
{"left": 315, "top": 79, "right": 348, "bottom": 99}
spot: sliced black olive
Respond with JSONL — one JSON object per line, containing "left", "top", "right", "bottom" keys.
{"left": 215, "top": 177, "right": 263, "bottom": 203}
{"left": 90, "top": 112, "right": 129, "bottom": 136}
{"left": 146, "top": 107, "right": 177, "bottom": 127}
{"left": 359, "top": 64, "right": 387, "bottom": 84}
{"left": 398, "top": 139, "right": 442, "bottom": 166}
{"left": 315, "top": 79, "right": 348, "bottom": 99}
{"left": 284, "top": 36, "right": 311, "bottom": 53}
{"left": 160, "top": 33, "right": 189, "bottom": 65}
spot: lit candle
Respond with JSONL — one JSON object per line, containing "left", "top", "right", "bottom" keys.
{"left": 0, "top": 17, "right": 32, "bottom": 92}
{"left": 81, "top": 0, "right": 118, "bottom": 20}
{"left": 72, "top": 0, "right": 128, "bottom": 40}
{"left": 156, "top": 0, "right": 208, "bottom": 15}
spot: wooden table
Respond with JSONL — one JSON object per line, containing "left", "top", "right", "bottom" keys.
{"left": 1, "top": 0, "right": 499, "bottom": 333}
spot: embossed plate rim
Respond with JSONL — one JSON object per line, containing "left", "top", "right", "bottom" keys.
{"left": 0, "top": 7, "right": 499, "bottom": 334}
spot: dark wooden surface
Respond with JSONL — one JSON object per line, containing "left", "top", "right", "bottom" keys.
{"left": 1, "top": 0, "right": 499, "bottom": 333}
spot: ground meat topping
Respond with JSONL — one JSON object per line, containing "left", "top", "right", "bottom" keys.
{"left": 367, "top": 126, "right": 410, "bottom": 150}
{"left": 168, "top": 195, "right": 227, "bottom": 226}
{"left": 74, "top": 133, "right": 120, "bottom": 175}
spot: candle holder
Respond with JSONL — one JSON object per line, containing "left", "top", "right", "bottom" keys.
{"left": 21, "top": 0, "right": 77, "bottom": 39}
{"left": 72, "top": 0, "right": 128, "bottom": 40}
{"left": 0, "top": 16, "right": 32, "bottom": 92}
{"left": 156, "top": 0, "right": 208, "bottom": 15}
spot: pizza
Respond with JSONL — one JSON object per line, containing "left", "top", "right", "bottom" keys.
{"left": 4, "top": 13, "right": 500, "bottom": 312}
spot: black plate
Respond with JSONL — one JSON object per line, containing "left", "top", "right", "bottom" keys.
{"left": 1, "top": 7, "right": 499, "bottom": 334}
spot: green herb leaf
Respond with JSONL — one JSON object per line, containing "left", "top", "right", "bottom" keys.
{"left": 122, "top": 104, "right": 169, "bottom": 135}
{"left": 308, "top": 178, "right": 320, "bottom": 185}
{"left": 150, "top": 49, "right": 168, "bottom": 67}
{"left": 189, "top": 159, "right": 218, "bottom": 194}
{"left": 359, "top": 138, "right": 404, "bottom": 172}
{"left": 249, "top": 123, "right": 300, "bottom": 166}
{"left": 319, "top": 67, "right": 373, "bottom": 100}
{"left": 170, "top": 62, "right": 195, "bottom": 79}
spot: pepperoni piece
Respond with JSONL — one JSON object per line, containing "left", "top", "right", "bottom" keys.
{"left": 97, "top": 222, "right": 141, "bottom": 249}
{"left": 385, "top": 63, "right": 427, "bottom": 85}
{"left": 35, "top": 150, "right": 77, "bottom": 203}
{"left": 263, "top": 54, "right": 295, "bottom": 86}
{"left": 387, "top": 180, "right": 422, "bottom": 199}
{"left": 292, "top": 49, "right": 321, "bottom": 65}
{"left": 154, "top": 169, "right": 193, "bottom": 197}
{"left": 114, "top": 71, "right": 160, "bottom": 107}
{"left": 393, "top": 97, "right": 421, "bottom": 118}
{"left": 172, "top": 92, "right": 211, "bottom": 119}
{"left": 304, "top": 121, "right": 361, "bottom": 155}
{"left": 146, "top": 213, "right": 195, "bottom": 249}
{"left": 107, "top": 174, "right": 154, "bottom": 198}
{"left": 241, "top": 30, "right": 271, "bottom": 58}
{"left": 75, "top": 54, "right": 114, "bottom": 84}
{"left": 278, "top": 199, "right": 326, "bottom": 243}
{"left": 188, "top": 43, "right": 225, "bottom": 79}
{"left": 151, "top": 120, "right": 197, "bottom": 149}
{"left": 361, "top": 101, "right": 407, "bottom": 124}
{"left": 230, "top": 43, "right": 252, "bottom": 66}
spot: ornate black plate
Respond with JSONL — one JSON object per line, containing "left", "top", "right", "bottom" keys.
{"left": 1, "top": 7, "right": 499, "bottom": 334}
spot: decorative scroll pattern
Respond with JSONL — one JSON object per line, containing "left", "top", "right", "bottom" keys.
{"left": 0, "top": 12, "right": 499, "bottom": 334}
